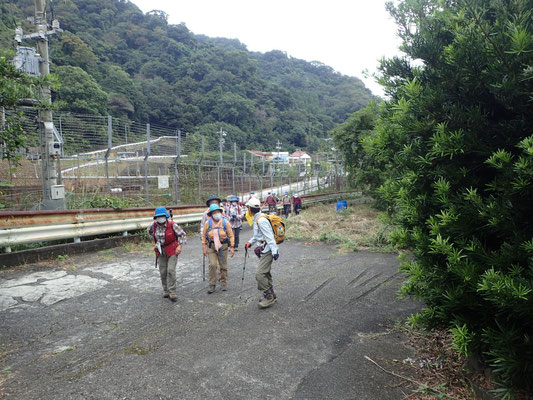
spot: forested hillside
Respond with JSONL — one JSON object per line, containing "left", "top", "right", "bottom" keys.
{"left": 0, "top": 0, "right": 375, "bottom": 151}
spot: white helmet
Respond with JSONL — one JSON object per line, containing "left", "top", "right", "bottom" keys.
{"left": 246, "top": 197, "right": 261, "bottom": 208}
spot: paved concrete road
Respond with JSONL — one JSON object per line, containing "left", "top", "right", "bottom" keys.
{"left": 0, "top": 231, "right": 420, "bottom": 400}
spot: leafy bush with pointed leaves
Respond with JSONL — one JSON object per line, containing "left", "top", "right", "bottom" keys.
{"left": 359, "top": 0, "right": 533, "bottom": 393}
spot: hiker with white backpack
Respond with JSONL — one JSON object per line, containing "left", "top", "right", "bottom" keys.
{"left": 244, "top": 197, "right": 285, "bottom": 309}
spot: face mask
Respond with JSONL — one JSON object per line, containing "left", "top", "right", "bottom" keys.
{"left": 231, "top": 202, "right": 237, "bottom": 207}
{"left": 156, "top": 216, "right": 166, "bottom": 224}
{"left": 212, "top": 213, "right": 221, "bottom": 221}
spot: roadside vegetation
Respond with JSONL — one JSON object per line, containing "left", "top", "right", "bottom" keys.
{"left": 330, "top": 1, "right": 533, "bottom": 396}
{"left": 285, "top": 201, "right": 396, "bottom": 253}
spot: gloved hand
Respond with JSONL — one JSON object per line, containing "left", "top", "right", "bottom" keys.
{"left": 244, "top": 242, "right": 252, "bottom": 250}
{"left": 273, "top": 253, "right": 279, "bottom": 261}
{"left": 254, "top": 246, "right": 263, "bottom": 258}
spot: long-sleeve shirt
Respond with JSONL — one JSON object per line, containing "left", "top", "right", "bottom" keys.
{"left": 202, "top": 218, "right": 235, "bottom": 247}
{"left": 226, "top": 204, "right": 244, "bottom": 229}
{"left": 147, "top": 221, "right": 187, "bottom": 246}
{"left": 199, "top": 209, "right": 209, "bottom": 239}
{"left": 248, "top": 212, "right": 279, "bottom": 255}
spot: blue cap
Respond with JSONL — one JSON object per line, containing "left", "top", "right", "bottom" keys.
{"left": 230, "top": 195, "right": 239, "bottom": 202}
{"left": 154, "top": 206, "right": 170, "bottom": 219}
{"left": 208, "top": 204, "right": 223, "bottom": 215}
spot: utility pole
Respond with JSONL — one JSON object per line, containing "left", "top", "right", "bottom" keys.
{"left": 15, "top": 0, "right": 64, "bottom": 209}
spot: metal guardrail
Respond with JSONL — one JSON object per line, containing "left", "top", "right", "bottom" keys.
{"left": 0, "top": 191, "right": 360, "bottom": 251}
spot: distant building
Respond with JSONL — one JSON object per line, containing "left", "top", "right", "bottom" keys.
{"left": 271, "top": 152, "right": 289, "bottom": 164}
{"left": 289, "top": 151, "right": 312, "bottom": 166}
{"left": 248, "top": 150, "right": 272, "bottom": 160}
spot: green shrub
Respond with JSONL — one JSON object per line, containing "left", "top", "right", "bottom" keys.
{"left": 349, "top": 0, "right": 533, "bottom": 393}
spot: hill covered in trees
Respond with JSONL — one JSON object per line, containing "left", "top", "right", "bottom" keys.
{"left": 0, "top": 0, "right": 375, "bottom": 151}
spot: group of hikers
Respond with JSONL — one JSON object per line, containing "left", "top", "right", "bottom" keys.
{"left": 147, "top": 191, "right": 287, "bottom": 309}
{"left": 263, "top": 191, "right": 303, "bottom": 218}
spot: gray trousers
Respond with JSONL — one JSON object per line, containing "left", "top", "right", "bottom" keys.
{"left": 256, "top": 250, "right": 273, "bottom": 292}
{"left": 158, "top": 253, "right": 177, "bottom": 294}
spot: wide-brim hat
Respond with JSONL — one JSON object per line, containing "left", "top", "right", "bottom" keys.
{"left": 207, "top": 204, "right": 223, "bottom": 216}
{"left": 206, "top": 194, "right": 221, "bottom": 206}
{"left": 154, "top": 206, "right": 170, "bottom": 219}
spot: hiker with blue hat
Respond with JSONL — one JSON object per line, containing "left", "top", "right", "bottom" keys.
{"left": 147, "top": 207, "right": 187, "bottom": 301}
{"left": 202, "top": 204, "right": 235, "bottom": 293}
{"left": 199, "top": 194, "right": 223, "bottom": 240}
{"left": 225, "top": 195, "right": 244, "bottom": 250}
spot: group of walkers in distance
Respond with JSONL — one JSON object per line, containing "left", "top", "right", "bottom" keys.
{"left": 264, "top": 191, "right": 303, "bottom": 218}
{"left": 147, "top": 190, "right": 293, "bottom": 309}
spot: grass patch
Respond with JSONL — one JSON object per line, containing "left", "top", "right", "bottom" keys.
{"left": 122, "top": 241, "right": 153, "bottom": 254}
{"left": 285, "top": 202, "right": 397, "bottom": 253}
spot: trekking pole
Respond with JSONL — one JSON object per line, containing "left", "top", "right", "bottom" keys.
{"left": 202, "top": 254, "right": 206, "bottom": 281}
{"left": 240, "top": 248, "right": 248, "bottom": 291}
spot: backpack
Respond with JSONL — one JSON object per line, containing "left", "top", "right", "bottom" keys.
{"left": 258, "top": 214, "right": 286, "bottom": 244}
{"left": 206, "top": 218, "right": 228, "bottom": 242}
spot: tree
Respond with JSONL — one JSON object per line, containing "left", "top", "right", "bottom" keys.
{"left": 0, "top": 52, "right": 46, "bottom": 163}
{"left": 330, "top": 101, "right": 384, "bottom": 196}
{"left": 54, "top": 65, "right": 108, "bottom": 115}
{"left": 51, "top": 32, "right": 98, "bottom": 70}
{"left": 361, "top": 0, "right": 533, "bottom": 392}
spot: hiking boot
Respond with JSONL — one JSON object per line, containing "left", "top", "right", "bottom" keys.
{"left": 221, "top": 284, "right": 227, "bottom": 292}
{"left": 207, "top": 285, "right": 216, "bottom": 294}
{"left": 162, "top": 291, "right": 169, "bottom": 298}
{"left": 169, "top": 293, "right": 177, "bottom": 302}
{"left": 259, "top": 294, "right": 277, "bottom": 309}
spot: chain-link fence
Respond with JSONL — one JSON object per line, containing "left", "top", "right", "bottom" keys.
{"left": 1, "top": 107, "right": 345, "bottom": 210}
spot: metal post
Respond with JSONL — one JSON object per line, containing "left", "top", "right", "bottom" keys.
{"left": 198, "top": 136, "right": 204, "bottom": 202}
{"left": 105, "top": 115, "right": 112, "bottom": 193}
{"left": 249, "top": 152, "right": 253, "bottom": 193}
{"left": 270, "top": 165, "right": 274, "bottom": 194}
{"left": 232, "top": 142, "right": 236, "bottom": 194}
{"left": 173, "top": 130, "right": 181, "bottom": 203}
{"left": 218, "top": 128, "right": 225, "bottom": 196}
{"left": 289, "top": 167, "right": 292, "bottom": 194}
{"left": 57, "top": 116, "right": 62, "bottom": 185}
{"left": 144, "top": 123, "right": 150, "bottom": 203}
{"left": 241, "top": 153, "right": 246, "bottom": 197}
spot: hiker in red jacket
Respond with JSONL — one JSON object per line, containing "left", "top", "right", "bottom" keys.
{"left": 265, "top": 191, "right": 278, "bottom": 214}
{"left": 148, "top": 207, "right": 187, "bottom": 301}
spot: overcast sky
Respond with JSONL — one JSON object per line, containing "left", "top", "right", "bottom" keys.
{"left": 133, "top": 0, "right": 403, "bottom": 97}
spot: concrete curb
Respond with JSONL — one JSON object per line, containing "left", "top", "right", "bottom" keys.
{"left": 0, "top": 235, "right": 141, "bottom": 268}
